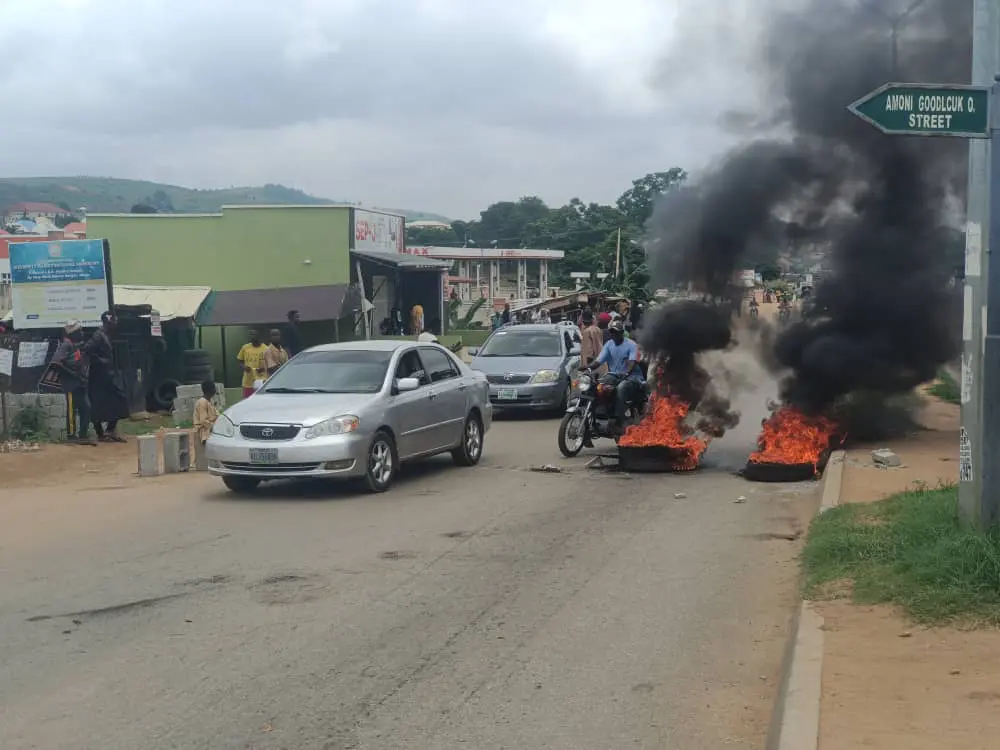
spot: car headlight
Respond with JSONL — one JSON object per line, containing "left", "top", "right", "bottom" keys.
{"left": 304, "top": 415, "right": 360, "bottom": 439}
{"left": 211, "top": 414, "right": 235, "bottom": 438}
{"left": 576, "top": 374, "right": 592, "bottom": 391}
{"left": 529, "top": 369, "right": 560, "bottom": 384}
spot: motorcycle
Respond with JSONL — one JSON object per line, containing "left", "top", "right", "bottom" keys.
{"left": 749, "top": 303, "right": 759, "bottom": 320}
{"left": 558, "top": 371, "right": 648, "bottom": 457}
{"left": 778, "top": 304, "right": 791, "bottom": 322}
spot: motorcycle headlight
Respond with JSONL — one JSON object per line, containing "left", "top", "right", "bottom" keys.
{"left": 576, "top": 374, "right": 592, "bottom": 391}
{"left": 304, "top": 415, "right": 360, "bottom": 440}
{"left": 211, "top": 414, "right": 235, "bottom": 438}
{"left": 530, "top": 369, "right": 560, "bottom": 384}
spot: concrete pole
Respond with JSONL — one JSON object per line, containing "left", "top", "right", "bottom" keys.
{"left": 960, "top": 0, "right": 999, "bottom": 527}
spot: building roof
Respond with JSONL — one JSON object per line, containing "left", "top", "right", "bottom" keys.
{"left": 61, "top": 222, "right": 86, "bottom": 235}
{"left": 199, "top": 284, "right": 352, "bottom": 327}
{"left": 113, "top": 285, "right": 212, "bottom": 322}
{"left": 6, "top": 202, "right": 67, "bottom": 215}
{"left": 352, "top": 248, "right": 450, "bottom": 270}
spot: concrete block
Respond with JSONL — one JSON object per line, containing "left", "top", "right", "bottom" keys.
{"left": 137, "top": 434, "right": 160, "bottom": 477}
{"left": 871, "top": 448, "right": 901, "bottom": 467}
{"left": 163, "top": 431, "right": 191, "bottom": 473}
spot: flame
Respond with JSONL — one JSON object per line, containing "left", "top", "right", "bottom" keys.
{"left": 748, "top": 406, "right": 837, "bottom": 469}
{"left": 619, "top": 394, "right": 708, "bottom": 471}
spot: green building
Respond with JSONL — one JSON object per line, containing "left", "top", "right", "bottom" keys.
{"left": 88, "top": 205, "right": 448, "bottom": 387}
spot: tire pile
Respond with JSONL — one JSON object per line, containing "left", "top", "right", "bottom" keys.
{"left": 182, "top": 348, "right": 214, "bottom": 384}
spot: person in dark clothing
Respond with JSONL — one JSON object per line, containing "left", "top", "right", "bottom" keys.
{"left": 52, "top": 320, "right": 95, "bottom": 445}
{"left": 501, "top": 303, "right": 511, "bottom": 325}
{"left": 283, "top": 310, "right": 302, "bottom": 356}
{"left": 85, "top": 311, "right": 129, "bottom": 442}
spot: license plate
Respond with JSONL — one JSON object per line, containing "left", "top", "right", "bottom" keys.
{"left": 497, "top": 388, "right": 518, "bottom": 400}
{"left": 249, "top": 448, "right": 278, "bottom": 464}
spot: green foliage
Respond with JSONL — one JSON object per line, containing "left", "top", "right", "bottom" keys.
{"left": 448, "top": 297, "right": 488, "bottom": 330}
{"left": 5, "top": 401, "right": 49, "bottom": 442}
{"left": 803, "top": 486, "right": 1000, "bottom": 625}
{"left": 929, "top": 369, "right": 961, "bottom": 405}
{"left": 615, "top": 168, "right": 687, "bottom": 228}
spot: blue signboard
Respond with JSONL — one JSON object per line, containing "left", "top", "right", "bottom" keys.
{"left": 9, "top": 239, "right": 109, "bottom": 329}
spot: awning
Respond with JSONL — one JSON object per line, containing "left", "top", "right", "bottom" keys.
{"left": 351, "top": 249, "right": 451, "bottom": 270}
{"left": 112, "top": 284, "right": 212, "bottom": 322}
{"left": 199, "top": 284, "right": 351, "bottom": 327}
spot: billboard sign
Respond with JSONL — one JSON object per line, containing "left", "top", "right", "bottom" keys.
{"left": 9, "top": 239, "right": 110, "bottom": 329}
{"left": 353, "top": 209, "right": 404, "bottom": 254}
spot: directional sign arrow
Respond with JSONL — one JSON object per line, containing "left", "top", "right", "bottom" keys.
{"left": 848, "top": 82, "right": 991, "bottom": 138}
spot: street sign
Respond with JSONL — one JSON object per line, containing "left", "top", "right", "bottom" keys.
{"left": 848, "top": 83, "right": 990, "bottom": 138}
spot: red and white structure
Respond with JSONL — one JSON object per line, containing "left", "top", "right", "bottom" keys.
{"left": 404, "top": 245, "right": 564, "bottom": 302}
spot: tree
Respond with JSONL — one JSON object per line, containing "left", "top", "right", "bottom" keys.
{"left": 406, "top": 225, "right": 461, "bottom": 246}
{"left": 130, "top": 203, "right": 157, "bottom": 214}
{"left": 615, "top": 168, "right": 687, "bottom": 229}
{"left": 469, "top": 196, "right": 550, "bottom": 246}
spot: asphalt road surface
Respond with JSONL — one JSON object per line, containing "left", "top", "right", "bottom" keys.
{"left": 0, "top": 416, "right": 815, "bottom": 749}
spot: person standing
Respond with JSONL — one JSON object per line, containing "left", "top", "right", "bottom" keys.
{"left": 193, "top": 380, "right": 219, "bottom": 445}
{"left": 264, "top": 328, "right": 289, "bottom": 376}
{"left": 52, "top": 320, "right": 95, "bottom": 445}
{"left": 501, "top": 302, "right": 511, "bottom": 325}
{"left": 410, "top": 303, "right": 424, "bottom": 336}
{"left": 236, "top": 330, "right": 269, "bottom": 398}
{"left": 283, "top": 310, "right": 302, "bottom": 356}
{"left": 85, "top": 311, "right": 129, "bottom": 442}
{"left": 580, "top": 311, "right": 605, "bottom": 373}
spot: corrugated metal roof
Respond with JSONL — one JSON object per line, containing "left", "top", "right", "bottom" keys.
{"left": 113, "top": 285, "right": 211, "bottom": 321}
{"left": 351, "top": 249, "right": 450, "bottom": 270}
{"left": 199, "top": 284, "right": 351, "bottom": 327}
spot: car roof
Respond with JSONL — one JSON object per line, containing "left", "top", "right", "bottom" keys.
{"left": 304, "top": 339, "right": 414, "bottom": 354}
{"left": 492, "top": 324, "right": 565, "bottom": 333}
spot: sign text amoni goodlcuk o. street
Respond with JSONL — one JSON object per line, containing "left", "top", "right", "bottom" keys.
{"left": 848, "top": 82, "right": 990, "bottom": 137}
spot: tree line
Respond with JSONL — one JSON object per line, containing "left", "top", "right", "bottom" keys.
{"left": 406, "top": 169, "right": 688, "bottom": 300}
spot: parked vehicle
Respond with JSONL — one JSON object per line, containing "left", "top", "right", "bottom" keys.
{"left": 206, "top": 340, "right": 491, "bottom": 494}
{"left": 467, "top": 324, "right": 582, "bottom": 413}
{"left": 557, "top": 371, "right": 648, "bottom": 456}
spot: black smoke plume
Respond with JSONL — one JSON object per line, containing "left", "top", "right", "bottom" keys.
{"left": 645, "top": 0, "right": 967, "bottom": 417}
{"left": 638, "top": 300, "right": 740, "bottom": 436}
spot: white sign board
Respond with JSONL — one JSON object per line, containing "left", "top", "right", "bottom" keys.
{"left": 9, "top": 239, "right": 109, "bottom": 329}
{"left": 149, "top": 312, "right": 162, "bottom": 337}
{"left": 354, "top": 210, "right": 404, "bottom": 254}
{"left": 17, "top": 340, "right": 49, "bottom": 368}
{"left": 0, "top": 347, "right": 12, "bottom": 376}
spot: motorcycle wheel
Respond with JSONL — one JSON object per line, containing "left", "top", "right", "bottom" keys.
{"left": 558, "top": 411, "right": 587, "bottom": 457}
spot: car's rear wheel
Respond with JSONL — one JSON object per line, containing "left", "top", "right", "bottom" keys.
{"left": 364, "top": 430, "right": 397, "bottom": 492}
{"left": 222, "top": 475, "right": 260, "bottom": 494}
{"left": 452, "top": 413, "right": 484, "bottom": 466}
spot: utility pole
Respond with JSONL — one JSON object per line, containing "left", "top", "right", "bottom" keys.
{"left": 960, "top": 0, "right": 1000, "bottom": 527}
{"left": 860, "top": 0, "right": 929, "bottom": 76}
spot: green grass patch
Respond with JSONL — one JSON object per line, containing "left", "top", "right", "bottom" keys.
{"left": 929, "top": 369, "right": 960, "bottom": 404}
{"left": 803, "top": 485, "right": 1000, "bottom": 625}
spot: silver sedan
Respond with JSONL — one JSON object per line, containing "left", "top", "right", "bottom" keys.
{"left": 206, "top": 339, "right": 492, "bottom": 494}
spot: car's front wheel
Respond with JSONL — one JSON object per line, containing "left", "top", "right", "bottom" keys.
{"left": 452, "top": 413, "right": 484, "bottom": 466}
{"left": 364, "top": 430, "right": 397, "bottom": 493}
{"left": 222, "top": 475, "right": 260, "bottom": 494}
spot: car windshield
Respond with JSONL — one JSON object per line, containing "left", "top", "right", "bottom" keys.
{"left": 259, "top": 350, "right": 392, "bottom": 394}
{"left": 478, "top": 330, "right": 562, "bottom": 357}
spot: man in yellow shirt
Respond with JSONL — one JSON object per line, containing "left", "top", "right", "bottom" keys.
{"left": 411, "top": 303, "right": 424, "bottom": 336}
{"left": 237, "top": 330, "right": 269, "bottom": 398}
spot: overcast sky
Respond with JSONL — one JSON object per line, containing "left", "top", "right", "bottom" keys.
{"left": 1, "top": 0, "right": 767, "bottom": 219}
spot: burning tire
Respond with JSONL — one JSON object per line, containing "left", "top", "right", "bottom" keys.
{"left": 743, "top": 449, "right": 832, "bottom": 483}
{"left": 617, "top": 445, "right": 700, "bottom": 473}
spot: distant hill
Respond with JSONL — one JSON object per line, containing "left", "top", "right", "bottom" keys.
{"left": 0, "top": 177, "right": 451, "bottom": 222}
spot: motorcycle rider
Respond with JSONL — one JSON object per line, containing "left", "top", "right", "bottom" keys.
{"left": 584, "top": 319, "right": 644, "bottom": 430}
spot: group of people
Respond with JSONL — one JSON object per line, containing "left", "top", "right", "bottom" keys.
{"left": 52, "top": 312, "right": 130, "bottom": 446}
{"left": 235, "top": 327, "right": 292, "bottom": 399}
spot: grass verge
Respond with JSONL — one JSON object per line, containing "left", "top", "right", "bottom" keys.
{"left": 803, "top": 485, "right": 1000, "bottom": 625}
{"left": 929, "top": 369, "right": 960, "bottom": 404}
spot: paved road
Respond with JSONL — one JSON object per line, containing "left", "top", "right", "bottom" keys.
{"left": 0, "top": 416, "right": 814, "bottom": 749}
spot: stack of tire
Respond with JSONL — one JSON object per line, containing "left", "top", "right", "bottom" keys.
{"left": 182, "top": 348, "right": 214, "bottom": 385}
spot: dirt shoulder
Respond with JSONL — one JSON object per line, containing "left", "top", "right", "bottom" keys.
{"left": 816, "top": 392, "right": 1000, "bottom": 750}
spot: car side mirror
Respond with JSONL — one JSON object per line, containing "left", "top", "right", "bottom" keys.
{"left": 467, "top": 347, "right": 479, "bottom": 356}
{"left": 396, "top": 377, "right": 420, "bottom": 392}
{"left": 569, "top": 344, "right": 581, "bottom": 356}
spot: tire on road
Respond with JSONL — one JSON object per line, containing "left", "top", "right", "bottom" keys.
{"left": 222, "top": 476, "right": 260, "bottom": 494}
{"left": 363, "top": 430, "right": 398, "bottom": 493}
{"left": 557, "top": 410, "right": 586, "bottom": 457}
{"left": 452, "top": 412, "right": 484, "bottom": 466}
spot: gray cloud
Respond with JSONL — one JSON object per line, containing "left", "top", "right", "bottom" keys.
{"left": 0, "top": 0, "right": 744, "bottom": 216}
